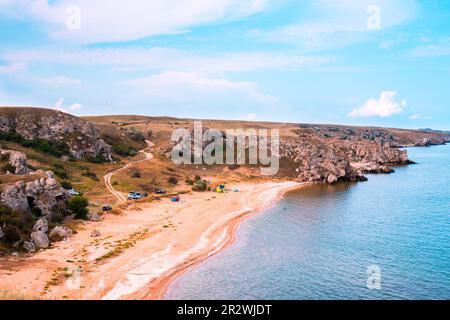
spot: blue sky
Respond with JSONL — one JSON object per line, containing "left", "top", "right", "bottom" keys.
{"left": 0, "top": 0, "right": 449, "bottom": 129}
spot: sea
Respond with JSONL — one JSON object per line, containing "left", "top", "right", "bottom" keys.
{"left": 167, "top": 144, "right": 450, "bottom": 300}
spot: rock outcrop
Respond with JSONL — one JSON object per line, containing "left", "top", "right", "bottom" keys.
{"left": 0, "top": 171, "right": 69, "bottom": 219}
{"left": 23, "top": 241, "right": 35, "bottom": 253}
{"left": 49, "top": 226, "right": 73, "bottom": 242}
{"left": 0, "top": 107, "right": 112, "bottom": 161}
{"left": 280, "top": 138, "right": 367, "bottom": 183}
{"left": 0, "top": 225, "right": 4, "bottom": 239}
{"left": 0, "top": 149, "right": 29, "bottom": 175}
{"left": 31, "top": 230, "right": 49, "bottom": 249}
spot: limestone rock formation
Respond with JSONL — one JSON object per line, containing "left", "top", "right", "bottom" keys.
{"left": 0, "top": 171, "right": 69, "bottom": 219}
{"left": 88, "top": 213, "right": 102, "bottom": 222}
{"left": 31, "top": 230, "right": 49, "bottom": 249}
{"left": 23, "top": 241, "right": 36, "bottom": 253}
{"left": 0, "top": 149, "right": 29, "bottom": 175}
{"left": 0, "top": 107, "right": 112, "bottom": 161}
{"left": 49, "top": 226, "right": 73, "bottom": 242}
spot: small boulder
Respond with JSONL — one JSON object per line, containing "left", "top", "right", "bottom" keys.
{"left": 33, "top": 218, "right": 49, "bottom": 233}
{"left": 49, "top": 226, "right": 73, "bottom": 242}
{"left": 88, "top": 213, "right": 102, "bottom": 222}
{"left": 327, "top": 174, "right": 338, "bottom": 184}
{"left": 90, "top": 229, "right": 101, "bottom": 237}
{"left": 31, "top": 231, "right": 49, "bottom": 249}
{"left": 23, "top": 241, "right": 36, "bottom": 253}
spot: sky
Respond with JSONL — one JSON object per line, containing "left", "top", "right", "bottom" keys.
{"left": 0, "top": 0, "right": 449, "bottom": 130}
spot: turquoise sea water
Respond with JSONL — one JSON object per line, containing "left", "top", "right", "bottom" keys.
{"left": 167, "top": 145, "right": 450, "bottom": 300}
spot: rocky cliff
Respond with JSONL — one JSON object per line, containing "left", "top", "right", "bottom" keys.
{"left": 0, "top": 148, "right": 29, "bottom": 175}
{"left": 280, "top": 131, "right": 416, "bottom": 183}
{"left": 1, "top": 171, "right": 69, "bottom": 219}
{"left": 0, "top": 107, "right": 112, "bottom": 161}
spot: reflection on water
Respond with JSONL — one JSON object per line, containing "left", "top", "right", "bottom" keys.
{"left": 167, "top": 145, "right": 450, "bottom": 300}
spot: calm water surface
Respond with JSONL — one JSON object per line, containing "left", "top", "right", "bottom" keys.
{"left": 167, "top": 145, "right": 450, "bottom": 299}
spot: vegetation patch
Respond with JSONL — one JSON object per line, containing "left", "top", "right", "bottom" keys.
{"left": 0, "top": 131, "right": 71, "bottom": 158}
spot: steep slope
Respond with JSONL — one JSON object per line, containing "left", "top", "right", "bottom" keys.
{"left": 0, "top": 107, "right": 112, "bottom": 161}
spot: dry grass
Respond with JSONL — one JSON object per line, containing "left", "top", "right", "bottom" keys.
{"left": 0, "top": 288, "right": 41, "bottom": 300}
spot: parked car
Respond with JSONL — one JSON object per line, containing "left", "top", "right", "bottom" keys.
{"left": 102, "top": 205, "right": 113, "bottom": 212}
{"left": 128, "top": 192, "right": 142, "bottom": 200}
{"left": 68, "top": 188, "right": 80, "bottom": 196}
{"left": 155, "top": 189, "right": 166, "bottom": 195}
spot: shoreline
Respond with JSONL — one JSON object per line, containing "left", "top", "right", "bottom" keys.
{"left": 149, "top": 182, "right": 305, "bottom": 300}
{"left": 0, "top": 181, "right": 303, "bottom": 300}
{"left": 103, "top": 181, "right": 304, "bottom": 300}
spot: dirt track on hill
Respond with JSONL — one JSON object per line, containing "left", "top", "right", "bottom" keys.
{"left": 103, "top": 140, "right": 154, "bottom": 202}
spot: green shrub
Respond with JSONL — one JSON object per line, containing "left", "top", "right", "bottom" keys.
{"left": 81, "top": 171, "right": 99, "bottom": 181}
{"left": 185, "top": 178, "right": 194, "bottom": 185}
{"left": 168, "top": 177, "right": 178, "bottom": 185}
{"left": 87, "top": 155, "right": 108, "bottom": 163}
{"left": 52, "top": 167, "right": 68, "bottom": 179}
{"left": 194, "top": 175, "right": 202, "bottom": 183}
{"left": 0, "top": 131, "right": 71, "bottom": 158}
{"left": 131, "top": 170, "right": 141, "bottom": 178}
{"left": 68, "top": 196, "right": 89, "bottom": 220}
{"left": 0, "top": 205, "right": 34, "bottom": 244}
{"left": 192, "top": 180, "right": 207, "bottom": 192}
{"left": 128, "top": 128, "right": 145, "bottom": 142}
{"left": 1, "top": 163, "right": 16, "bottom": 174}
{"left": 60, "top": 180, "right": 73, "bottom": 190}
{"left": 103, "top": 135, "right": 138, "bottom": 157}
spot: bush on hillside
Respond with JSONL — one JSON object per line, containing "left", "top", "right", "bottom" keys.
{"left": 60, "top": 180, "right": 73, "bottom": 190}
{"left": 0, "top": 131, "right": 71, "bottom": 158}
{"left": 0, "top": 205, "right": 34, "bottom": 244}
{"left": 68, "top": 196, "right": 89, "bottom": 220}
{"left": 192, "top": 180, "right": 208, "bottom": 192}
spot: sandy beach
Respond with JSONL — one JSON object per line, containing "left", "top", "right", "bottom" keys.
{"left": 0, "top": 181, "right": 302, "bottom": 300}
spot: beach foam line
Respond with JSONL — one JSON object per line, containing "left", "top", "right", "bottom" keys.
{"left": 102, "top": 181, "right": 302, "bottom": 300}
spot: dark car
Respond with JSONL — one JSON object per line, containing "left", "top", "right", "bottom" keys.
{"left": 102, "top": 205, "right": 113, "bottom": 212}
{"left": 155, "top": 189, "right": 166, "bottom": 195}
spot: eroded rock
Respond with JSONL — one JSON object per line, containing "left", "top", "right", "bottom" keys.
{"left": 23, "top": 241, "right": 36, "bottom": 253}
{"left": 31, "top": 231, "right": 49, "bottom": 249}
{"left": 1, "top": 174, "right": 69, "bottom": 219}
{"left": 0, "top": 149, "right": 29, "bottom": 175}
{"left": 90, "top": 229, "right": 101, "bottom": 237}
{"left": 33, "top": 218, "right": 49, "bottom": 233}
{"left": 49, "top": 226, "right": 73, "bottom": 242}
{"left": 0, "top": 108, "right": 112, "bottom": 161}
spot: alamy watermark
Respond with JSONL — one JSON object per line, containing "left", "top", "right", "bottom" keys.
{"left": 66, "top": 5, "right": 82, "bottom": 31}
{"left": 367, "top": 265, "right": 382, "bottom": 290}
{"left": 367, "top": 5, "right": 382, "bottom": 30}
{"left": 170, "top": 121, "right": 280, "bottom": 175}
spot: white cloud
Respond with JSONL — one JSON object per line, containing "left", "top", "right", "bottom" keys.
{"left": 0, "top": 61, "right": 81, "bottom": 86}
{"left": 349, "top": 91, "right": 406, "bottom": 118}
{"left": 54, "top": 97, "right": 64, "bottom": 111}
{"left": 408, "top": 38, "right": 450, "bottom": 57}
{"left": 246, "top": 113, "right": 257, "bottom": 120}
{"left": 327, "top": 112, "right": 340, "bottom": 119}
{"left": 126, "top": 71, "right": 277, "bottom": 105}
{"left": 0, "top": 62, "right": 28, "bottom": 74}
{"left": 37, "top": 75, "right": 82, "bottom": 86}
{"left": 410, "top": 113, "right": 430, "bottom": 120}
{"left": 3, "top": 47, "right": 332, "bottom": 75}
{"left": 0, "top": 0, "right": 272, "bottom": 44}
{"left": 52, "top": 98, "right": 83, "bottom": 113}
{"left": 248, "top": 0, "right": 417, "bottom": 50}
{"left": 69, "top": 103, "right": 83, "bottom": 110}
